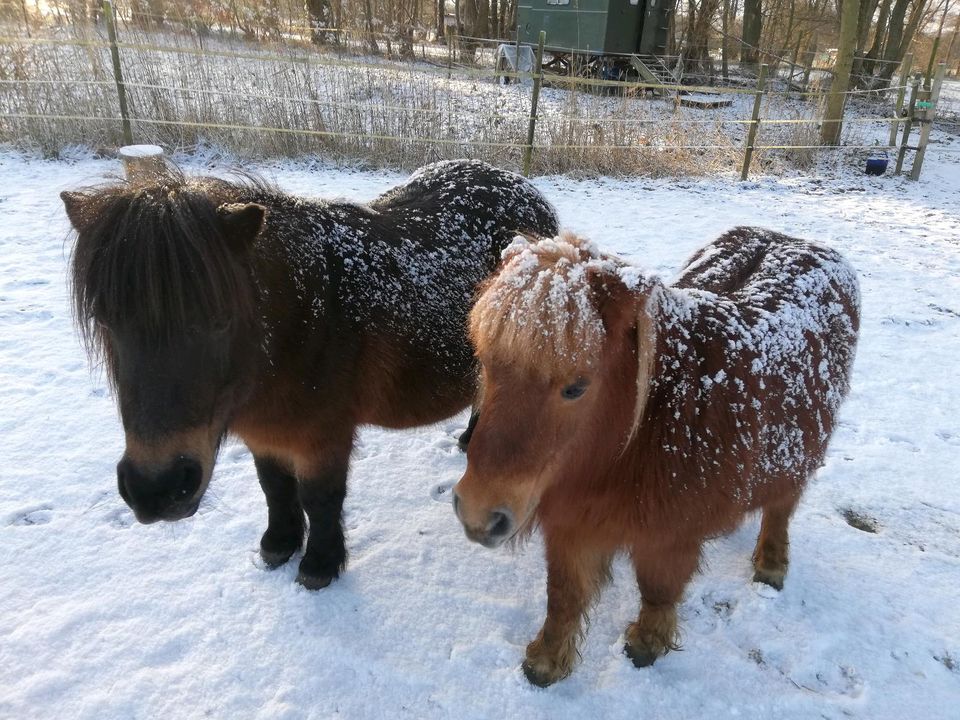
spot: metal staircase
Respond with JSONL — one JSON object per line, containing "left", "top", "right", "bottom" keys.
{"left": 629, "top": 54, "right": 680, "bottom": 93}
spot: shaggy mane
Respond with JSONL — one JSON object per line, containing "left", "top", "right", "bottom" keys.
{"left": 67, "top": 164, "right": 270, "bottom": 383}
{"left": 469, "top": 232, "right": 616, "bottom": 377}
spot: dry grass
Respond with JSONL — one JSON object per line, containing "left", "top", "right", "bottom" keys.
{"left": 529, "top": 88, "right": 742, "bottom": 176}
{"left": 0, "top": 14, "right": 902, "bottom": 176}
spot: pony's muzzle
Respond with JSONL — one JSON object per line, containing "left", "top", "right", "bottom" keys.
{"left": 117, "top": 456, "right": 204, "bottom": 524}
{"left": 453, "top": 490, "right": 515, "bottom": 548}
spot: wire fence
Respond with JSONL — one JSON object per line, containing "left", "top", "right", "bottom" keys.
{"left": 0, "top": 2, "right": 953, "bottom": 178}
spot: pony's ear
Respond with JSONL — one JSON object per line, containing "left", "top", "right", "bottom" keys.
{"left": 61, "top": 190, "right": 90, "bottom": 231}
{"left": 588, "top": 264, "right": 660, "bottom": 338}
{"left": 217, "top": 203, "right": 266, "bottom": 250}
{"left": 587, "top": 266, "right": 635, "bottom": 333}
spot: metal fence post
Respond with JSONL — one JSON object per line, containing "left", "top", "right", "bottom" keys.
{"left": 740, "top": 63, "right": 767, "bottom": 181}
{"left": 522, "top": 31, "right": 546, "bottom": 178}
{"left": 102, "top": 0, "right": 133, "bottom": 146}
{"left": 909, "top": 62, "right": 946, "bottom": 181}
{"left": 888, "top": 52, "right": 913, "bottom": 147}
{"left": 895, "top": 73, "right": 922, "bottom": 174}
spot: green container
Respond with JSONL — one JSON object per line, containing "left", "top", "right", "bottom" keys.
{"left": 517, "top": 0, "right": 672, "bottom": 55}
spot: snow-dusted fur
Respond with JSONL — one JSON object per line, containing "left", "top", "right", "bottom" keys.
{"left": 456, "top": 227, "right": 860, "bottom": 686}
{"left": 63, "top": 159, "right": 558, "bottom": 590}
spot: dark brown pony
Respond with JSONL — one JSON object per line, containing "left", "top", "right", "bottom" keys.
{"left": 453, "top": 228, "right": 860, "bottom": 686}
{"left": 63, "top": 159, "right": 557, "bottom": 589}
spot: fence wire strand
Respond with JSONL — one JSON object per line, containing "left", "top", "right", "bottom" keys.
{"left": 0, "top": 15, "right": 950, "bottom": 177}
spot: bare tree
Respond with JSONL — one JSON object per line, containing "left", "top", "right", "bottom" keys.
{"left": 821, "top": 0, "right": 860, "bottom": 144}
{"left": 306, "top": 0, "right": 336, "bottom": 43}
{"left": 742, "top": 0, "right": 762, "bottom": 68}
{"left": 684, "top": 0, "right": 722, "bottom": 77}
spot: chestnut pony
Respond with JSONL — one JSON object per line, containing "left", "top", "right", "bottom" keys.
{"left": 454, "top": 228, "right": 860, "bottom": 685}
{"left": 64, "top": 159, "right": 557, "bottom": 589}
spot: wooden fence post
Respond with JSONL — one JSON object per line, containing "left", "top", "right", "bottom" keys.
{"left": 102, "top": 0, "right": 133, "bottom": 146}
{"left": 888, "top": 52, "right": 913, "bottom": 147}
{"left": 909, "top": 62, "right": 946, "bottom": 181}
{"left": 895, "top": 73, "right": 922, "bottom": 174}
{"left": 522, "top": 30, "right": 546, "bottom": 178}
{"left": 740, "top": 63, "right": 767, "bottom": 181}
{"left": 119, "top": 144, "right": 165, "bottom": 180}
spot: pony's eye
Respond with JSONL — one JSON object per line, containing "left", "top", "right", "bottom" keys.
{"left": 561, "top": 379, "right": 589, "bottom": 400}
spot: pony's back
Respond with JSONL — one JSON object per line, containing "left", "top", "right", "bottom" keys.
{"left": 655, "top": 227, "right": 861, "bottom": 494}
{"left": 675, "top": 226, "right": 859, "bottom": 310}
{"left": 370, "top": 159, "right": 558, "bottom": 244}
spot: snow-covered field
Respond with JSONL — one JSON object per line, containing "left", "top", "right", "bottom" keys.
{"left": 1, "top": 151, "right": 959, "bottom": 719}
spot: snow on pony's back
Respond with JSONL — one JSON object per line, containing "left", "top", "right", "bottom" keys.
{"left": 665, "top": 227, "right": 862, "bottom": 481}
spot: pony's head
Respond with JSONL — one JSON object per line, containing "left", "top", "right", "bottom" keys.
{"left": 453, "top": 233, "right": 660, "bottom": 547}
{"left": 64, "top": 169, "right": 266, "bottom": 523}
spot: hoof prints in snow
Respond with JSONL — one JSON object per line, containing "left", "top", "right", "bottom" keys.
{"left": 430, "top": 481, "right": 455, "bottom": 503}
{"left": 104, "top": 508, "right": 134, "bottom": 529}
{"left": 841, "top": 508, "right": 880, "bottom": 533}
{"left": 8, "top": 505, "right": 53, "bottom": 526}
{"left": 928, "top": 303, "right": 960, "bottom": 319}
{"left": 934, "top": 652, "right": 958, "bottom": 673}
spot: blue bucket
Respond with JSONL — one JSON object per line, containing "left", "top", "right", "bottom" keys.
{"left": 865, "top": 156, "right": 889, "bottom": 176}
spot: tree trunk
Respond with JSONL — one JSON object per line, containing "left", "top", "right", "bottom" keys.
{"left": 875, "top": 0, "right": 930, "bottom": 81}
{"left": 821, "top": 0, "right": 861, "bottom": 144}
{"left": 881, "top": 0, "right": 915, "bottom": 66}
{"left": 925, "top": 0, "right": 952, "bottom": 80}
{"left": 944, "top": 11, "right": 959, "bottom": 74}
{"left": 365, "top": 0, "right": 380, "bottom": 53}
{"left": 864, "top": 0, "right": 894, "bottom": 70}
{"left": 742, "top": 0, "right": 762, "bottom": 69}
{"left": 721, "top": 0, "right": 730, "bottom": 77}
{"left": 306, "top": 0, "right": 335, "bottom": 44}
{"left": 500, "top": 0, "right": 512, "bottom": 38}
{"left": 856, "top": 0, "right": 881, "bottom": 51}
{"left": 685, "top": 0, "right": 721, "bottom": 78}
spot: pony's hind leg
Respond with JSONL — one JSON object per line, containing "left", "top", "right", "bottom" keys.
{"left": 255, "top": 456, "right": 305, "bottom": 568}
{"left": 752, "top": 495, "right": 800, "bottom": 590}
{"left": 523, "top": 537, "right": 611, "bottom": 687}
{"left": 627, "top": 543, "right": 700, "bottom": 668}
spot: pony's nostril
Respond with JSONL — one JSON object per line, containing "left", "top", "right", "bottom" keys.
{"left": 452, "top": 490, "right": 462, "bottom": 519}
{"left": 171, "top": 458, "right": 203, "bottom": 500}
{"left": 487, "top": 509, "right": 514, "bottom": 538}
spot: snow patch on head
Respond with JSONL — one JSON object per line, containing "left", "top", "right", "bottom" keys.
{"left": 471, "top": 231, "right": 616, "bottom": 375}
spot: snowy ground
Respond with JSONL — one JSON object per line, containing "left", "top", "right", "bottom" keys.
{"left": 1, "top": 150, "right": 959, "bottom": 719}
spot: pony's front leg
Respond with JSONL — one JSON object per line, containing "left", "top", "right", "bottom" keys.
{"left": 294, "top": 450, "right": 350, "bottom": 590}
{"left": 255, "top": 456, "right": 305, "bottom": 567}
{"left": 626, "top": 542, "right": 700, "bottom": 668}
{"left": 523, "top": 537, "right": 610, "bottom": 687}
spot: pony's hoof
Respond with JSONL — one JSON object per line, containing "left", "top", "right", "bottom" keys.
{"left": 752, "top": 568, "right": 785, "bottom": 591}
{"left": 260, "top": 531, "right": 302, "bottom": 569}
{"left": 521, "top": 659, "right": 559, "bottom": 688}
{"left": 624, "top": 642, "right": 659, "bottom": 668}
{"left": 296, "top": 571, "right": 335, "bottom": 590}
{"left": 261, "top": 547, "right": 297, "bottom": 568}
